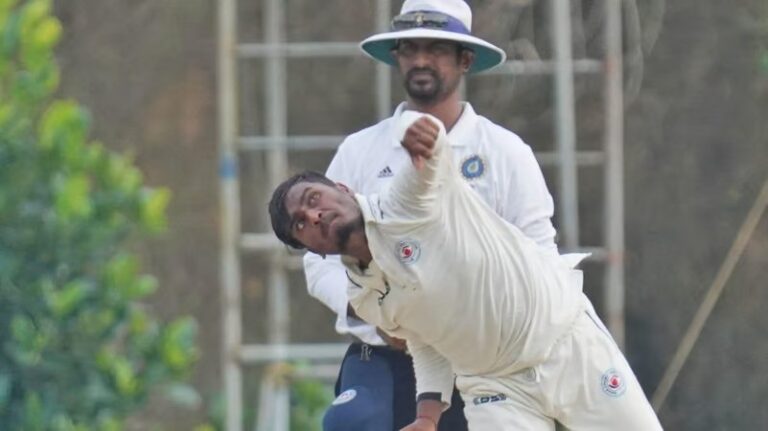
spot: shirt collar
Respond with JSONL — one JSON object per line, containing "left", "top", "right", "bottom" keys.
{"left": 389, "top": 102, "right": 478, "bottom": 148}
{"left": 356, "top": 193, "right": 379, "bottom": 224}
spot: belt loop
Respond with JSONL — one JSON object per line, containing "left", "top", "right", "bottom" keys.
{"left": 361, "top": 344, "right": 372, "bottom": 361}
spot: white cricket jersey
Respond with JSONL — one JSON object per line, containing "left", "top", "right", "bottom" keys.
{"left": 342, "top": 112, "right": 585, "bottom": 405}
{"left": 303, "top": 102, "right": 557, "bottom": 345}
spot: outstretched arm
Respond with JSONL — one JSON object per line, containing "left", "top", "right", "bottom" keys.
{"left": 385, "top": 112, "right": 455, "bottom": 219}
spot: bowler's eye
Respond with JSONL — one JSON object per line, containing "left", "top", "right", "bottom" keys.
{"left": 308, "top": 192, "right": 320, "bottom": 206}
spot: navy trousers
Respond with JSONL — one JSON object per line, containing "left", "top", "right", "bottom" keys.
{"left": 330, "top": 342, "right": 468, "bottom": 431}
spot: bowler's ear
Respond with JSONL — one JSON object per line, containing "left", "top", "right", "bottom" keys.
{"left": 336, "top": 182, "right": 353, "bottom": 195}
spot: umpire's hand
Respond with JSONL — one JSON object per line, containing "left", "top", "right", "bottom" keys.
{"left": 401, "top": 116, "right": 440, "bottom": 170}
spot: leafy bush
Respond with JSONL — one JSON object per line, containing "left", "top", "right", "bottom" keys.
{"left": 290, "top": 377, "right": 333, "bottom": 431}
{"left": 0, "top": 0, "right": 198, "bottom": 429}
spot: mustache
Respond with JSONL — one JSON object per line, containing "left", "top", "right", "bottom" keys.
{"left": 406, "top": 67, "right": 438, "bottom": 81}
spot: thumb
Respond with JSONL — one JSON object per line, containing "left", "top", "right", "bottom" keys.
{"left": 411, "top": 154, "right": 424, "bottom": 170}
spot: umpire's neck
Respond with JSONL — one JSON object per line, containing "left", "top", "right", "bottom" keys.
{"left": 407, "top": 88, "right": 463, "bottom": 133}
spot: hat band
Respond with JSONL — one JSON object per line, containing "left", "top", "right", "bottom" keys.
{"left": 391, "top": 11, "right": 470, "bottom": 35}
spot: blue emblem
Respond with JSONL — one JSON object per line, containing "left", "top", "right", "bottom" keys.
{"left": 396, "top": 240, "right": 421, "bottom": 265}
{"left": 600, "top": 368, "right": 627, "bottom": 397}
{"left": 461, "top": 155, "right": 485, "bottom": 179}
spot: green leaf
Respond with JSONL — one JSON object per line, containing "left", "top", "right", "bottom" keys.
{"left": 11, "top": 314, "right": 35, "bottom": 343}
{"left": 160, "top": 318, "right": 198, "bottom": 372}
{"left": 106, "top": 153, "right": 142, "bottom": 193}
{"left": 97, "top": 416, "right": 122, "bottom": 431}
{"left": 112, "top": 357, "right": 138, "bottom": 396}
{"left": 105, "top": 253, "right": 139, "bottom": 288}
{"left": 140, "top": 187, "right": 170, "bottom": 233}
{"left": 39, "top": 100, "right": 88, "bottom": 152}
{"left": 31, "top": 16, "right": 59, "bottom": 50}
{"left": 23, "top": 391, "right": 45, "bottom": 431}
{"left": 54, "top": 173, "right": 92, "bottom": 220}
{"left": 46, "top": 280, "right": 91, "bottom": 317}
{"left": 125, "top": 275, "right": 158, "bottom": 300}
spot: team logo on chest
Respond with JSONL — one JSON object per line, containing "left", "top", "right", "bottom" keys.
{"left": 460, "top": 154, "right": 486, "bottom": 180}
{"left": 600, "top": 368, "right": 627, "bottom": 397}
{"left": 395, "top": 239, "right": 421, "bottom": 265}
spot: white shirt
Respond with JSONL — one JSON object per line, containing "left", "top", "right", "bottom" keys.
{"left": 303, "top": 102, "right": 557, "bottom": 345}
{"left": 343, "top": 112, "right": 585, "bottom": 404}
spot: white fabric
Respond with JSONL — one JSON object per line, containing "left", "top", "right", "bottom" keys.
{"left": 359, "top": 0, "right": 507, "bottom": 73}
{"left": 456, "top": 308, "right": 663, "bottom": 431}
{"left": 302, "top": 103, "right": 557, "bottom": 345}
{"left": 404, "top": 0, "right": 473, "bottom": 29}
{"left": 343, "top": 112, "right": 584, "bottom": 405}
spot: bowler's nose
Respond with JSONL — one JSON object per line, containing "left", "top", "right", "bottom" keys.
{"left": 306, "top": 208, "right": 322, "bottom": 225}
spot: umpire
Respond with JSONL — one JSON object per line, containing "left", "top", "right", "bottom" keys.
{"left": 304, "top": 0, "right": 559, "bottom": 429}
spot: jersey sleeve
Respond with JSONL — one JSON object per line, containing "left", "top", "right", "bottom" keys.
{"left": 383, "top": 112, "right": 456, "bottom": 220}
{"left": 407, "top": 335, "right": 455, "bottom": 409}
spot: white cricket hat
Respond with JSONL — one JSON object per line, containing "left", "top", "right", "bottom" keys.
{"left": 360, "top": 0, "right": 507, "bottom": 74}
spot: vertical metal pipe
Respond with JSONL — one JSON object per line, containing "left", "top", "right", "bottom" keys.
{"left": 375, "top": 0, "right": 392, "bottom": 119}
{"left": 264, "top": 0, "right": 291, "bottom": 429}
{"left": 604, "top": 0, "right": 626, "bottom": 347}
{"left": 265, "top": 0, "right": 289, "bottom": 346}
{"left": 551, "top": 0, "right": 580, "bottom": 251}
{"left": 218, "top": 0, "right": 242, "bottom": 430}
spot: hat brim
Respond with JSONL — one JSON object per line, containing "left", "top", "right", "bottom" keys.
{"left": 360, "top": 28, "right": 506, "bottom": 74}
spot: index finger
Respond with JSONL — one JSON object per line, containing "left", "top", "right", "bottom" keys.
{"left": 414, "top": 116, "right": 440, "bottom": 137}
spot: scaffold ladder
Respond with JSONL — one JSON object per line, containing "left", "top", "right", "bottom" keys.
{"left": 217, "top": 1, "right": 624, "bottom": 430}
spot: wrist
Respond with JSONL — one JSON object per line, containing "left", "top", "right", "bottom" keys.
{"left": 416, "top": 415, "right": 437, "bottom": 429}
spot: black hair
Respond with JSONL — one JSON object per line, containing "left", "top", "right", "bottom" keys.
{"left": 268, "top": 170, "right": 336, "bottom": 249}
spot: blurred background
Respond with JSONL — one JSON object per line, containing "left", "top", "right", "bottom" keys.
{"left": 0, "top": 0, "right": 765, "bottom": 430}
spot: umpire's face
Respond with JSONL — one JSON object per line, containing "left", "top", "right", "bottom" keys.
{"left": 283, "top": 181, "right": 364, "bottom": 255}
{"left": 392, "top": 38, "right": 474, "bottom": 105}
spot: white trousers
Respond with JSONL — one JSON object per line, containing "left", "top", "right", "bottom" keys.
{"left": 455, "top": 308, "right": 663, "bottom": 431}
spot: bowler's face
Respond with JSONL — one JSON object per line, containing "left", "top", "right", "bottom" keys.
{"left": 283, "top": 181, "right": 362, "bottom": 255}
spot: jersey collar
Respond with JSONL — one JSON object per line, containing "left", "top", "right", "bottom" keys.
{"left": 356, "top": 193, "right": 381, "bottom": 225}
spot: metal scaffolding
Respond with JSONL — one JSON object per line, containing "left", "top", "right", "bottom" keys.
{"left": 217, "top": 1, "right": 625, "bottom": 429}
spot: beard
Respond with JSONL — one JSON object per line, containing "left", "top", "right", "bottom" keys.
{"left": 404, "top": 67, "right": 444, "bottom": 104}
{"left": 403, "top": 67, "right": 463, "bottom": 105}
{"left": 335, "top": 213, "right": 364, "bottom": 252}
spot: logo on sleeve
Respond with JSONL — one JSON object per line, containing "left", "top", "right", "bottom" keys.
{"left": 600, "top": 368, "right": 627, "bottom": 397}
{"left": 395, "top": 239, "right": 421, "bottom": 265}
{"left": 460, "top": 154, "right": 486, "bottom": 180}
{"left": 332, "top": 389, "right": 357, "bottom": 405}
